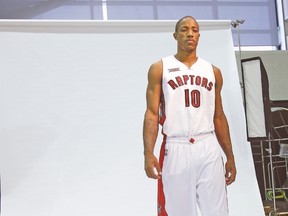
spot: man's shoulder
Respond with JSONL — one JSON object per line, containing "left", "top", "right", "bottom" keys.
{"left": 149, "top": 55, "right": 176, "bottom": 75}
{"left": 148, "top": 59, "right": 163, "bottom": 79}
{"left": 197, "top": 57, "right": 220, "bottom": 71}
{"left": 150, "top": 59, "right": 162, "bottom": 70}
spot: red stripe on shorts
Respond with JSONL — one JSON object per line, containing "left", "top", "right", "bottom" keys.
{"left": 157, "top": 136, "right": 168, "bottom": 216}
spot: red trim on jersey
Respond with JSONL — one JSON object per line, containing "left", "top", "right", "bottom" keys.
{"left": 159, "top": 90, "right": 166, "bottom": 126}
{"left": 157, "top": 136, "right": 168, "bottom": 216}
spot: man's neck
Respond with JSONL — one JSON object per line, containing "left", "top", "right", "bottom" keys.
{"left": 174, "top": 51, "right": 198, "bottom": 68}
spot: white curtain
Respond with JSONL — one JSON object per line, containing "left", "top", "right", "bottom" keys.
{"left": 0, "top": 20, "right": 264, "bottom": 216}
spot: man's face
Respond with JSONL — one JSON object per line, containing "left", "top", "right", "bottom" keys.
{"left": 173, "top": 18, "right": 200, "bottom": 52}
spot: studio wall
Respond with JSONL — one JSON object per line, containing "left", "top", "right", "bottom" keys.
{"left": 0, "top": 20, "right": 264, "bottom": 216}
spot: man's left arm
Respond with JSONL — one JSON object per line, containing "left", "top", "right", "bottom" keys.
{"left": 213, "top": 65, "right": 236, "bottom": 185}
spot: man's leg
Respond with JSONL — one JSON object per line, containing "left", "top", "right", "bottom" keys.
{"left": 196, "top": 136, "right": 229, "bottom": 216}
{"left": 162, "top": 142, "right": 198, "bottom": 216}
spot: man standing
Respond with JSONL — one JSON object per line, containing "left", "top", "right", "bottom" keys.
{"left": 143, "top": 16, "right": 236, "bottom": 216}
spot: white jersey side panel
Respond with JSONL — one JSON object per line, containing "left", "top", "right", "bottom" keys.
{"left": 160, "top": 55, "right": 215, "bottom": 138}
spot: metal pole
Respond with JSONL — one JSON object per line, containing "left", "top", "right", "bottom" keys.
{"left": 261, "top": 141, "right": 268, "bottom": 200}
{"left": 237, "top": 24, "right": 242, "bottom": 61}
{"left": 231, "top": 19, "right": 245, "bottom": 60}
{"left": 231, "top": 19, "right": 245, "bottom": 89}
{"left": 268, "top": 132, "right": 277, "bottom": 214}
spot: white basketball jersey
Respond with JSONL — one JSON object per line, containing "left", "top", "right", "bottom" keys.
{"left": 160, "top": 55, "right": 215, "bottom": 138}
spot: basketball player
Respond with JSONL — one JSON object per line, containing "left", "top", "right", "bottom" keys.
{"left": 143, "top": 16, "right": 236, "bottom": 216}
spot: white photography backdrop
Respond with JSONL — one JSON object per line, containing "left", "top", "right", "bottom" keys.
{"left": 0, "top": 20, "right": 264, "bottom": 216}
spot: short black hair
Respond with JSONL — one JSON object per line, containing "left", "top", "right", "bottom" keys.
{"left": 175, "top": 16, "right": 197, "bottom": 32}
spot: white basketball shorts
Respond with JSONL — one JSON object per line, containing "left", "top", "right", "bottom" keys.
{"left": 161, "top": 132, "right": 229, "bottom": 216}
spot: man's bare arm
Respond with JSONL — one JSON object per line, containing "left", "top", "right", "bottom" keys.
{"left": 213, "top": 66, "right": 236, "bottom": 185}
{"left": 143, "top": 61, "right": 162, "bottom": 179}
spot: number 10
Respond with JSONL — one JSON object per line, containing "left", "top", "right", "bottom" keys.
{"left": 184, "top": 89, "right": 200, "bottom": 108}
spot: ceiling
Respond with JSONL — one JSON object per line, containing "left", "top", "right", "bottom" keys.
{"left": 0, "top": 0, "right": 69, "bottom": 19}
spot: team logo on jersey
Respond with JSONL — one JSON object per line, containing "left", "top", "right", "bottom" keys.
{"left": 167, "top": 74, "right": 213, "bottom": 91}
{"left": 168, "top": 67, "right": 180, "bottom": 73}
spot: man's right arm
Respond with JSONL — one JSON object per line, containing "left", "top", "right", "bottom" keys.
{"left": 143, "top": 61, "right": 162, "bottom": 179}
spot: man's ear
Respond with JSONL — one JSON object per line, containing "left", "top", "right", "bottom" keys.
{"left": 173, "top": 32, "right": 177, "bottom": 40}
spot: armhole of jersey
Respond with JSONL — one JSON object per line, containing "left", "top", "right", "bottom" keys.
{"left": 159, "top": 58, "right": 166, "bottom": 126}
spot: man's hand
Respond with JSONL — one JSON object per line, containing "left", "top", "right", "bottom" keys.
{"left": 225, "top": 159, "right": 236, "bottom": 185}
{"left": 144, "top": 152, "right": 162, "bottom": 179}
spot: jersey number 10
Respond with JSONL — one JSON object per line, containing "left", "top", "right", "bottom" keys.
{"left": 184, "top": 89, "right": 200, "bottom": 108}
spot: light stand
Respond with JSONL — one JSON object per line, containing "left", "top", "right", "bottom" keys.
{"left": 231, "top": 19, "right": 245, "bottom": 60}
{"left": 267, "top": 131, "right": 277, "bottom": 216}
{"left": 231, "top": 19, "right": 245, "bottom": 88}
{"left": 241, "top": 57, "right": 278, "bottom": 216}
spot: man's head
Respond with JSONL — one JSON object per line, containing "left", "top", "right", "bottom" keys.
{"left": 173, "top": 16, "right": 200, "bottom": 52}
{"left": 174, "top": 16, "right": 199, "bottom": 32}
